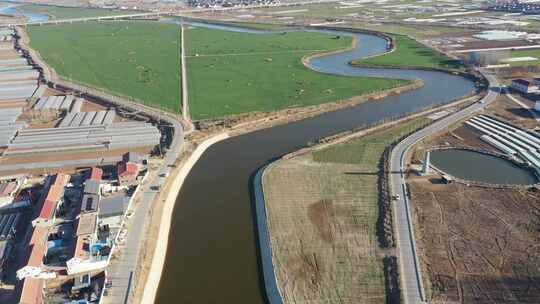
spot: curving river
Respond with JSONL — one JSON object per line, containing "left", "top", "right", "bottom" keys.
{"left": 155, "top": 23, "right": 476, "bottom": 304}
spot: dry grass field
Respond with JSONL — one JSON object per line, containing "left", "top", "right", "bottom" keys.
{"left": 262, "top": 118, "right": 427, "bottom": 303}
{"left": 264, "top": 157, "right": 385, "bottom": 304}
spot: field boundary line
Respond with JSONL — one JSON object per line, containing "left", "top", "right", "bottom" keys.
{"left": 185, "top": 49, "right": 329, "bottom": 57}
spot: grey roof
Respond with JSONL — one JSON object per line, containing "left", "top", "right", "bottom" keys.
{"left": 6, "top": 122, "right": 160, "bottom": 155}
{"left": 72, "top": 274, "right": 90, "bottom": 290}
{"left": 0, "top": 212, "right": 20, "bottom": 240}
{"left": 81, "top": 194, "right": 99, "bottom": 213}
{"left": 99, "top": 195, "right": 128, "bottom": 218}
{"left": 102, "top": 110, "right": 115, "bottom": 125}
{"left": 0, "top": 239, "right": 9, "bottom": 260}
{"left": 83, "top": 180, "right": 100, "bottom": 195}
{"left": 70, "top": 98, "right": 83, "bottom": 113}
{"left": 123, "top": 152, "right": 144, "bottom": 163}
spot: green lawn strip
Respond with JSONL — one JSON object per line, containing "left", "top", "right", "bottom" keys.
{"left": 194, "top": 20, "right": 289, "bottom": 31}
{"left": 313, "top": 117, "right": 430, "bottom": 165}
{"left": 18, "top": 4, "right": 137, "bottom": 19}
{"left": 352, "top": 35, "right": 462, "bottom": 70}
{"left": 507, "top": 49, "right": 540, "bottom": 66}
{"left": 186, "top": 27, "right": 411, "bottom": 120}
{"left": 27, "top": 21, "right": 181, "bottom": 112}
{"left": 346, "top": 22, "right": 466, "bottom": 38}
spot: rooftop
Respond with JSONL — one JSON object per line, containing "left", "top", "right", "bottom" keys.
{"left": 99, "top": 194, "right": 128, "bottom": 219}
{"left": 76, "top": 213, "right": 97, "bottom": 237}
{"left": 83, "top": 180, "right": 100, "bottom": 195}
{"left": 36, "top": 173, "right": 69, "bottom": 223}
{"left": 19, "top": 277, "right": 44, "bottom": 304}
{"left": 117, "top": 162, "right": 138, "bottom": 177}
{"left": 27, "top": 227, "right": 48, "bottom": 267}
{"left": 88, "top": 167, "right": 103, "bottom": 181}
{"left": 0, "top": 181, "right": 17, "bottom": 197}
{"left": 512, "top": 78, "right": 533, "bottom": 86}
{"left": 81, "top": 194, "right": 99, "bottom": 213}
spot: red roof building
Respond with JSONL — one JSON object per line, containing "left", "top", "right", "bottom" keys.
{"left": 33, "top": 174, "right": 69, "bottom": 227}
{"left": 117, "top": 162, "right": 139, "bottom": 186}
{"left": 0, "top": 181, "right": 17, "bottom": 197}
{"left": 117, "top": 162, "right": 138, "bottom": 177}
{"left": 19, "top": 278, "right": 44, "bottom": 304}
{"left": 26, "top": 227, "right": 48, "bottom": 268}
{"left": 17, "top": 227, "right": 48, "bottom": 303}
{"left": 88, "top": 167, "right": 103, "bottom": 181}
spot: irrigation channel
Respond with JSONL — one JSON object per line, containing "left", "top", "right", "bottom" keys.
{"left": 156, "top": 22, "right": 476, "bottom": 304}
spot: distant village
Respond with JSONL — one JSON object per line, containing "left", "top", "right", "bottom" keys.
{"left": 487, "top": 0, "right": 540, "bottom": 14}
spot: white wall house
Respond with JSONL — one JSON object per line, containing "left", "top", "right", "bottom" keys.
{"left": 512, "top": 79, "right": 538, "bottom": 94}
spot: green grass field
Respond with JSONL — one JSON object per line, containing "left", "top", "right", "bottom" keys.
{"left": 507, "top": 49, "right": 540, "bottom": 66}
{"left": 27, "top": 21, "right": 412, "bottom": 119}
{"left": 352, "top": 35, "right": 462, "bottom": 70}
{"left": 18, "top": 4, "right": 136, "bottom": 19}
{"left": 27, "top": 22, "right": 181, "bottom": 112}
{"left": 186, "top": 27, "right": 409, "bottom": 119}
{"left": 313, "top": 118, "right": 429, "bottom": 164}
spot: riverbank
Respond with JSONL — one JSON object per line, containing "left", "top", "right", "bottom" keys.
{"left": 139, "top": 132, "right": 230, "bottom": 304}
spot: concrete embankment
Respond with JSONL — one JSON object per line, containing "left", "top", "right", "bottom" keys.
{"left": 252, "top": 166, "right": 284, "bottom": 304}
{"left": 140, "top": 132, "right": 230, "bottom": 304}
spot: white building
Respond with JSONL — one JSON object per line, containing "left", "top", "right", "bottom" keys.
{"left": 511, "top": 79, "right": 538, "bottom": 94}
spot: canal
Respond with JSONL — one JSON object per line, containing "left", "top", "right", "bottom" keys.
{"left": 155, "top": 23, "right": 476, "bottom": 303}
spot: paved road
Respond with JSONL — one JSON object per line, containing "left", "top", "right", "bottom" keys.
{"left": 100, "top": 117, "right": 183, "bottom": 304}
{"left": 389, "top": 69, "right": 499, "bottom": 304}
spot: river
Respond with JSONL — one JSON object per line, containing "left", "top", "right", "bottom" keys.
{"left": 0, "top": 3, "right": 49, "bottom": 23}
{"left": 154, "top": 23, "right": 477, "bottom": 304}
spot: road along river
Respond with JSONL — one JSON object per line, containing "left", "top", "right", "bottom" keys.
{"left": 155, "top": 22, "right": 476, "bottom": 304}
